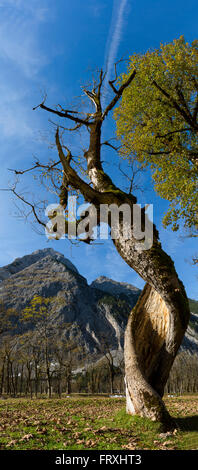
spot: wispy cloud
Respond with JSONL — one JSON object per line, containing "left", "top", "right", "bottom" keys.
{"left": 103, "top": 0, "right": 128, "bottom": 99}
{"left": 0, "top": 0, "right": 49, "bottom": 21}
{"left": 0, "top": 1, "right": 50, "bottom": 140}
{"left": 0, "top": 1, "right": 49, "bottom": 78}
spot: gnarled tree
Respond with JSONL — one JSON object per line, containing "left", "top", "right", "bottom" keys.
{"left": 11, "top": 66, "right": 190, "bottom": 429}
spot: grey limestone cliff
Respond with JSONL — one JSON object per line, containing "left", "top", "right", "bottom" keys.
{"left": 0, "top": 248, "right": 197, "bottom": 357}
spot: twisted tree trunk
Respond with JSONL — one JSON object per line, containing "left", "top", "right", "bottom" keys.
{"left": 114, "top": 236, "right": 190, "bottom": 427}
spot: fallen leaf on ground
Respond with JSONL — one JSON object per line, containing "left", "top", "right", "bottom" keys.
{"left": 6, "top": 440, "right": 18, "bottom": 447}
{"left": 20, "top": 434, "right": 34, "bottom": 441}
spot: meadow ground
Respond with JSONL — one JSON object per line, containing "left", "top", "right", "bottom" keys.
{"left": 0, "top": 395, "right": 197, "bottom": 450}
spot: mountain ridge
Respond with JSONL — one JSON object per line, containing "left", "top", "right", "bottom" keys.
{"left": 0, "top": 248, "right": 197, "bottom": 357}
{"left": 0, "top": 248, "right": 79, "bottom": 282}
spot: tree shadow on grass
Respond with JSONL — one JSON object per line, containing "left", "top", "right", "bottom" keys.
{"left": 175, "top": 415, "right": 198, "bottom": 432}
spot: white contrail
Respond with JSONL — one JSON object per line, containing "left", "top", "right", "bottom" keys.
{"left": 103, "top": 0, "right": 128, "bottom": 102}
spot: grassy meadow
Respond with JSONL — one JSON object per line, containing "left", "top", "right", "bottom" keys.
{"left": 0, "top": 395, "right": 197, "bottom": 450}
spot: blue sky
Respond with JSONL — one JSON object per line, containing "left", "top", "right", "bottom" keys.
{"left": 0, "top": 0, "right": 197, "bottom": 299}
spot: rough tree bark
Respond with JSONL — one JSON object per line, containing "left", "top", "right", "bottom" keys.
{"left": 15, "top": 68, "right": 190, "bottom": 428}
{"left": 120, "top": 241, "right": 189, "bottom": 427}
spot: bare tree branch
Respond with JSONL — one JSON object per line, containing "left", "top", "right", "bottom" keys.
{"left": 37, "top": 103, "right": 91, "bottom": 127}
{"left": 55, "top": 128, "right": 112, "bottom": 204}
{"left": 101, "top": 140, "right": 121, "bottom": 151}
{"left": 10, "top": 187, "right": 46, "bottom": 228}
{"left": 49, "top": 118, "right": 83, "bottom": 132}
{"left": 102, "top": 69, "right": 136, "bottom": 119}
{"left": 8, "top": 160, "right": 61, "bottom": 176}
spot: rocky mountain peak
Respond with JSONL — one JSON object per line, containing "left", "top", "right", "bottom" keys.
{"left": 0, "top": 249, "right": 197, "bottom": 357}
{"left": 0, "top": 248, "right": 78, "bottom": 282}
{"left": 90, "top": 276, "right": 141, "bottom": 307}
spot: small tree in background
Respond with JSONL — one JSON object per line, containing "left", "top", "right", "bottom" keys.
{"left": 21, "top": 296, "right": 56, "bottom": 398}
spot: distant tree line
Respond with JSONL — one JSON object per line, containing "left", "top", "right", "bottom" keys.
{"left": 165, "top": 351, "right": 198, "bottom": 395}
{"left": 0, "top": 332, "right": 125, "bottom": 398}
{"left": 0, "top": 335, "right": 197, "bottom": 398}
{"left": 0, "top": 296, "right": 125, "bottom": 398}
